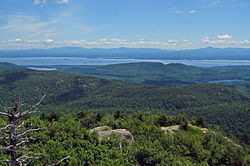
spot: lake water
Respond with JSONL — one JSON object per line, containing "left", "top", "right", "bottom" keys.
{"left": 0, "top": 57, "right": 250, "bottom": 67}
{"left": 28, "top": 67, "right": 57, "bottom": 71}
{"left": 209, "top": 80, "right": 245, "bottom": 83}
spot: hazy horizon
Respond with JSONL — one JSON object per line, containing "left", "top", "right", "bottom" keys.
{"left": 2, "top": 46, "right": 250, "bottom": 51}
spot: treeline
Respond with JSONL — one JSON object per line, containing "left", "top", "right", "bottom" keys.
{"left": 0, "top": 69, "right": 249, "bottom": 139}
{"left": 0, "top": 112, "right": 249, "bottom": 165}
{"left": 50, "top": 62, "right": 250, "bottom": 85}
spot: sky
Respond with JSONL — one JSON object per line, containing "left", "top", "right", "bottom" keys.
{"left": 0, "top": 0, "right": 250, "bottom": 50}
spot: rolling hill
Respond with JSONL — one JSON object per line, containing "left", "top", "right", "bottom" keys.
{"left": 39, "top": 62, "right": 250, "bottom": 86}
{"left": 0, "top": 63, "right": 249, "bottom": 138}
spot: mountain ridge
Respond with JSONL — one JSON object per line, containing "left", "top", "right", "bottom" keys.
{"left": 0, "top": 63, "right": 249, "bottom": 138}
{"left": 1, "top": 46, "right": 250, "bottom": 60}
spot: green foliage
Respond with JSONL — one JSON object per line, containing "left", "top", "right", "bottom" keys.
{"left": 114, "top": 110, "right": 122, "bottom": 120}
{"left": 194, "top": 117, "right": 206, "bottom": 128}
{"left": 157, "top": 114, "right": 169, "bottom": 126}
{"left": 52, "top": 62, "right": 250, "bottom": 86}
{"left": 0, "top": 64, "right": 249, "bottom": 140}
{"left": 0, "top": 112, "right": 249, "bottom": 165}
{"left": 240, "top": 134, "right": 250, "bottom": 145}
{"left": 76, "top": 111, "right": 87, "bottom": 120}
{"left": 180, "top": 121, "right": 189, "bottom": 130}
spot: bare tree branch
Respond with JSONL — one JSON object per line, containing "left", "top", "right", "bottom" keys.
{"left": 49, "top": 155, "right": 70, "bottom": 166}
{"left": 2, "top": 107, "right": 8, "bottom": 113}
{"left": 0, "top": 124, "right": 13, "bottom": 131}
{"left": 16, "top": 140, "right": 27, "bottom": 147}
{"left": 0, "top": 95, "right": 47, "bottom": 166}
{"left": 16, "top": 137, "right": 34, "bottom": 147}
{"left": 0, "top": 112, "right": 12, "bottom": 117}
{"left": 17, "top": 151, "right": 44, "bottom": 156}
{"left": 18, "top": 136, "right": 34, "bottom": 142}
{"left": 17, "top": 155, "right": 40, "bottom": 163}
{"left": 0, "top": 160, "right": 10, "bottom": 163}
{"left": 19, "top": 102, "right": 27, "bottom": 108}
{"left": 16, "top": 94, "right": 46, "bottom": 119}
{"left": 0, "top": 129, "right": 9, "bottom": 136}
{"left": 16, "top": 147, "right": 29, "bottom": 151}
{"left": 17, "top": 127, "right": 45, "bottom": 138}
{"left": 1, "top": 119, "right": 7, "bottom": 126}
{"left": 0, "top": 145, "right": 16, "bottom": 152}
{"left": 16, "top": 121, "right": 25, "bottom": 130}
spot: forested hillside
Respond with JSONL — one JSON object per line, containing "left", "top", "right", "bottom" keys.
{"left": 0, "top": 63, "right": 249, "bottom": 139}
{"left": 41, "top": 62, "right": 250, "bottom": 86}
{"left": 46, "top": 62, "right": 250, "bottom": 99}
{"left": 1, "top": 0, "right": 250, "bottom": 164}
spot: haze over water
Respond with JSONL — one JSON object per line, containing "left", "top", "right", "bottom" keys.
{"left": 0, "top": 57, "right": 250, "bottom": 67}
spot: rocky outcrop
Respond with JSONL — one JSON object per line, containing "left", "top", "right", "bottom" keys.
{"left": 89, "top": 126, "right": 111, "bottom": 133}
{"left": 224, "top": 136, "right": 244, "bottom": 150}
{"left": 161, "top": 125, "right": 181, "bottom": 134}
{"left": 90, "top": 126, "right": 134, "bottom": 149}
{"left": 201, "top": 128, "right": 208, "bottom": 134}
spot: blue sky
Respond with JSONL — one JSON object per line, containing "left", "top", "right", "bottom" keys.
{"left": 0, "top": 0, "right": 250, "bottom": 50}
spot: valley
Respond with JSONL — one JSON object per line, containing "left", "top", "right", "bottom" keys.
{"left": 0, "top": 62, "right": 249, "bottom": 165}
{"left": 1, "top": 0, "right": 250, "bottom": 164}
{"left": 0, "top": 62, "right": 249, "bottom": 139}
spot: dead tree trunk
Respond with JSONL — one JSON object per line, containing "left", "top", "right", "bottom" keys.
{"left": 9, "top": 99, "right": 18, "bottom": 166}
{"left": 0, "top": 95, "right": 46, "bottom": 166}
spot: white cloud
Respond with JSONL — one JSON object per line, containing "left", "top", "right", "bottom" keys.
{"left": 0, "top": 15, "right": 48, "bottom": 34}
{"left": 201, "top": 37, "right": 226, "bottom": 44}
{"left": 33, "top": 0, "right": 47, "bottom": 7}
{"left": 26, "top": 40, "right": 40, "bottom": 43}
{"left": 110, "top": 38, "right": 127, "bottom": 42}
{"left": 210, "top": 40, "right": 225, "bottom": 44}
{"left": 2, "top": 37, "right": 249, "bottom": 50}
{"left": 201, "top": 36, "right": 250, "bottom": 46}
{"left": 97, "top": 38, "right": 107, "bottom": 42}
{"left": 0, "top": 10, "right": 93, "bottom": 39}
{"left": 211, "top": 0, "right": 220, "bottom": 7}
{"left": 189, "top": 10, "right": 196, "bottom": 14}
{"left": 168, "top": 40, "right": 179, "bottom": 43}
{"left": 201, "top": 37, "right": 210, "bottom": 43}
{"left": 175, "top": 10, "right": 183, "bottom": 14}
{"left": 0, "top": 39, "right": 182, "bottom": 49}
{"left": 33, "top": 0, "right": 40, "bottom": 5}
{"left": 218, "top": 34, "right": 232, "bottom": 39}
{"left": 56, "top": 0, "right": 70, "bottom": 4}
{"left": 42, "top": 39, "right": 54, "bottom": 43}
{"left": 202, "top": 0, "right": 220, "bottom": 8}
{"left": 34, "top": 0, "right": 70, "bottom": 6}
{"left": 85, "top": 41, "right": 98, "bottom": 45}
{"left": 137, "top": 41, "right": 146, "bottom": 45}
{"left": 9, "top": 38, "right": 23, "bottom": 42}
{"left": 103, "top": 42, "right": 112, "bottom": 45}
{"left": 243, "top": 40, "right": 250, "bottom": 44}
{"left": 148, "top": 41, "right": 161, "bottom": 45}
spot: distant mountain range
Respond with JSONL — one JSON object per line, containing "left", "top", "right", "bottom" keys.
{"left": 0, "top": 47, "right": 250, "bottom": 60}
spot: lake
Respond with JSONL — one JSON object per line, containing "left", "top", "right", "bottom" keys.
{"left": 0, "top": 57, "right": 250, "bottom": 67}
{"left": 209, "top": 80, "right": 245, "bottom": 83}
{"left": 28, "top": 67, "right": 57, "bottom": 71}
